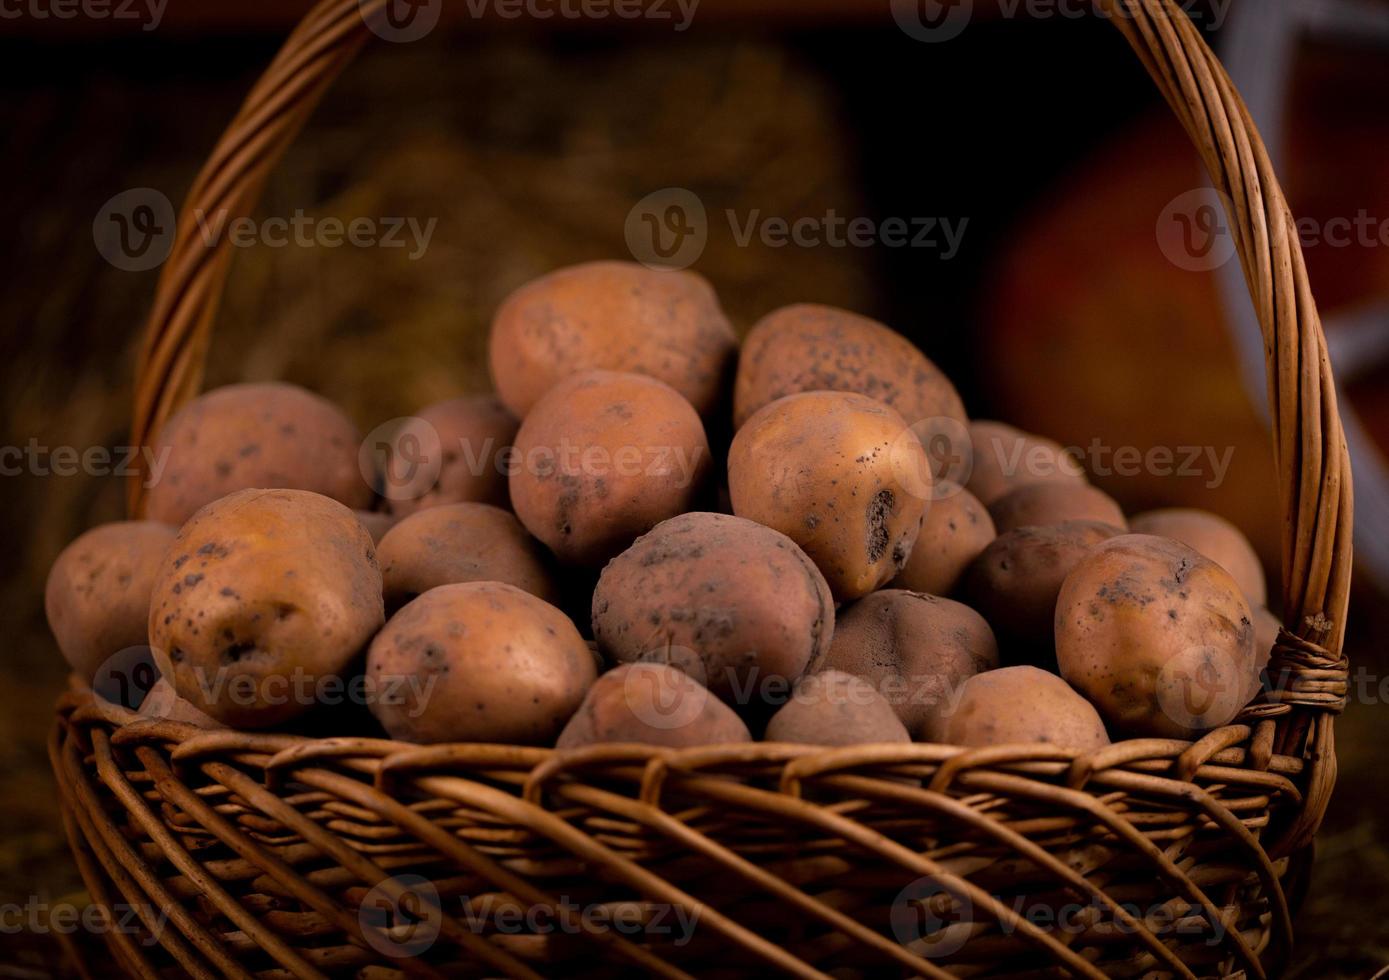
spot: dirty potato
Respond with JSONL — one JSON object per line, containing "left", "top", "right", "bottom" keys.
{"left": 930, "top": 666, "right": 1110, "bottom": 750}
{"left": 891, "top": 482, "right": 995, "bottom": 595}
{"left": 382, "top": 395, "right": 518, "bottom": 515}
{"left": 989, "top": 482, "right": 1127, "bottom": 534}
{"left": 1128, "top": 508, "right": 1267, "bottom": 605}
{"left": 556, "top": 663, "right": 751, "bottom": 749}
{"left": 764, "top": 670, "right": 910, "bottom": 746}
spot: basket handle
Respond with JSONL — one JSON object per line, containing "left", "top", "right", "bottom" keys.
{"left": 127, "top": 0, "right": 1352, "bottom": 842}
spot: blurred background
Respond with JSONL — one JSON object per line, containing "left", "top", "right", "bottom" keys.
{"left": 3, "top": 0, "right": 1388, "bottom": 974}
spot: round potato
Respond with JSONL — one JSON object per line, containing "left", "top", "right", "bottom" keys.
{"left": 556, "top": 663, "right": 751, "bottom": 749}
{"left": 145, "top": 382, "right": 371, "bottom": 526}
{"left": 965, "top": 421, "right": 1087, "bottom": 506}
{"left": 1128, "top": 508, "right": 1267, "bottom": 605}
{"left": 377, "top": 503, "right": 556, "bottom": 609}
{"left": 1055, "top": 534, "right": 1256, "bottom": 739}
{"left": 382, "top": 395, "right": 518, "bottom": 515}
{"left": 366, "top": 582, "right": 595, "bottom": 745}
{"left": 510, "top": 370, "right": 711, "bottom": 566}
{"left": 764, "top": 670, "right": 910, "bottom": 746}
{"left": 149, "top": 489, "right": 385, "bottom": 729}
{"left": 728, "top": 391, "right": 930, "bottom": 600}
{"left": 989, "top": 482, "right": 1127, "bottom": 534}
{"left": 930, "top": 666, "right": 1110, "bottom": 750}
{"left": 489, "top": 261, "right": 737, "bottom": 418}
{"left": 891, "top": 482, "right": 995, "bottom": 595}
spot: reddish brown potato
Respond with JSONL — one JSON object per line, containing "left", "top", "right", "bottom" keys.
{"left": 930, "top": 666, "right": 1110, "bottom": 750}
{"left": 366, "top": 582, "right": 595, "bottom": 744}
{"left": 764, "top": 671, "right": 910, "bottom": 746}
{"left": 354, "top": 510, "right": 399, "bottom": 545}
{"left": 489, "top": 261, "right": 737, "bottom": 418}
{"left": 965, "top": 421, "right": 1087, "bottom": 505}
{"left": 149, "top": 489, "right": 385, "bottom": 729}
{"left": 146, "top": 382, "right": 371, "bottom": 526}
{"left": 377, "top": 503, "right": 556, "bottom": 608}
{"left": 591, "top": 512, "right": 833, "bottom": 705}
{"left": 556, "top": 663, "right": 751, "bottom": 749}
{"left": 1129, "top": 508, "right": 1267, "bottom": 605}
{"left": 381, "top": 395, "right": 518, "bottom": 515}
{"left": 728, "top": 391, "right": 930, "bottom": 600}
{"left": 1055, "top": 534, "right": 1256, "bottom": 739}
{"left": 989, "top": 482, "right": 1127, "bottom": 534}
{"left": 891, "top": 482, "right": 995, "bottom": 595}
{"left": 138, "top": 677, "right": 223, "bottom": 728}
{"left": 510, "top": 370, "right": 711, "bottom": 566}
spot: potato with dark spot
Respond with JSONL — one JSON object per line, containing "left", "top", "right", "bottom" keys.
{"left": 366, "top": 582, "right": 594, "bottom": 744}
{"left": 138, "top": 676, "right": 223, "bottom": 728}
{"left": 378, "top": 503, "right": 556, "bottom": 609}
{"left": 354, "top": 510, "right": 399, "bottom": 545}
{"left": 591, "top": 512, "right": 833, "bottom": 706}
{"left": 148, "top": 489, "right": 385, "bottom": 729}
{"left": 764, "top": 670, "right": 910, "bottom": 746}
{"left": 929, "top": 666, "right": 1110, "bottom": 750}
{"left": 728, "top": 391, "right": 930, "bottom": 600}
{"left": 891, "top": 482, "right": 995, "bottom": 595}
{"left": 556, "top": 663, "right": 750, "bottom": 749}
{"left": 989, "top": 482, "right": 1127, "bottom": 534}
{"left": 816, "top": 590, "right": 997, "bottom": 735}
{"left": 489, "top": 261, "right": 737, "bottom": 418}
{"left": 510, "top": 370, "right": 711, "bottom": 566}
{"left": 1055, "top": 534, "right": 1256, "bottom": 739}
{"left": 1129, "top": 508, "right": 1267, "bottom": 605}
{"left": 965, "top": 421, "right": 1087, "bottom": 505}
{"left": 145, "top": 382, "right": 371, "bottom": 526}
{"left": 383, "top": 395, "right": 518, "bottom": 515}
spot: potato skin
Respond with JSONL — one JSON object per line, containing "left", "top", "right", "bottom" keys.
{"left": 556, "top": 663, "right": 751, "bottom": 749}
{"left": 45, "top": 521, "right": 176, "bottom": 684}
{"left": 930, "top": 666, "right": 1110, "bottom": 750}
{"left": 733, "top": 304, "right": 967, "bottom": 432}
{"left": 728, "top": 391, "right": 930, "bottom": 601}
{"left": 989, "top": 482, "right": 1127, "bottom": 534}
{"left": 1129, "top": 508, "right": 1267, "bottom": 605}
{"left": 891, "top": 482, "right": 995, "bottom": 596}
{"left": 509, "top": 370, "right": 711, "bottom": 566}
{"left": 489, "top": 261, "right": 737, "bottom": 418}
{"left": 149, "top": 489, "right": 385, "bottom": 729}
{"left": 592, "top": 513, "right": 833, "bottom": 706}
{"left": 816, "top": 590, "right": 997, "bottom": 735}
{"left": 966, "top": 421, "right": 1087, "bottom": 506}
{"left": 366, "top": 582, "right": 595, "bottom": 745}
{"left": 764, "top": 671, "right": 910, "bottom": 746}
{"left": 1055, "top": 534, "right": 1256, "bottom": 739}
{"left": 383, "top": 395, "right": 518, "bottom": 516}
{"left": 146, "top": 383, "right": 371, "bottom": 526}
{"left": 377, "top": 503, "right": 556, "bottom": 609}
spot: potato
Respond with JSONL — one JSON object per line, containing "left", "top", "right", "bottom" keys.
{"left": 509, "top": 370, "right": 711, "bottom": 566}
{"left": 354, "top": 510, "right": 399, "bottom": 545}
{"left": 489, "top": 261, "right": 737, "bottom": 418}
{"left": 381, "top": 395, "right": 518, "bottom": 515}
{"left": 733, "top": 304, "right": 967, "bottom": 435}
{"left": 764, "top": 671, "right": 910, "bottom": 746}
{"left": 149, "top": 489, "right": 385, "bottom": 729}
{"left": 728, "top": 391, "right": 930, "bottom": 600}
{"left": 965, "top": 421, "right": 1086, "bottom": 505}
{"left": 45, "top": 521, "right": 176, "bottom": 686}
{"left": 1055, "top": 534, "right": 1256, "bottom": 739}
{"left": 145, "top": 382, "right": 371, "bottom": 526}
{"left": 816, "top": 590, "right": 997, "bottom": 735}
{"left": 556, "top": 663, "right": 751, "bottom": 749}
{"left": 138, "top": 676, "right": 222, "bottom": 728}
{"left": 891, "top": 482, "right": 995, "bottom": 595}
{"left": 366, "top": 582, "right": 595, "bottom": 744}
{"left": 930, "top": 666, "right": 1110, "bottom": 750}
{"left": 1128, "top": 508, "right": 1267, "bottom": 605}
{"left": 377, "top": 503, "right": 556, "bottom": 609}
{"left": 989, "top": 482, "right": 1127, "bottom": 534}
{"left": 591, "top": 512, "right": 833, "bottom": 706}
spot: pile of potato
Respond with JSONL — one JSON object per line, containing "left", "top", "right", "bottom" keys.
{"left": 47, "top": 260, "right": 1280, "bottom": 753}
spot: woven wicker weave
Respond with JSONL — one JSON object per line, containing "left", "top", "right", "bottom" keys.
{"left": 53, "top": 0, "right": 1353, "bottom": 976}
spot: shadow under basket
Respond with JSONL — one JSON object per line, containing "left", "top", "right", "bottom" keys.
{"left": 51, "top": 0, "right": 1354, "bottom": 976}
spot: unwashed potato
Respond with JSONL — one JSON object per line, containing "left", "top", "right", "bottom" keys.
{"left": 764, "top": 670, "right": 910, "bottom": 746}
{"left": 145, "top": 382, "right": 372, "bottom": 526}
{"left": 382, "top": 395, "right": 518, "bottom": 515}
{"left": 728, "top": 391, "right": 930, "bottom": 600}
{"left": 1128, "top": 508, "right": 1267, "bottom": 605}
{"left": 989, "top": 482, "right": 1127, "bottom": 534}
{"left": 510, "top": 370, "right": 711, "bottom": 566}
{"left": 489, "top": 261, "right": 738, "bottom": 418}
{"left": 592, "top": 512, "right": 833, "bottom": 706}
{"left": 816, "top": 590, "right": 997, "bottom": 735}
{"left": 929, "top": 666, "right": 1110, "bottom": 750}
{"left": 891, "top": 482, "right": 995, "bottom": 595}
{"left": 354, "top": 510, "right": 400, "bottom": 545}
{"left": 965, "top": 421, "right": 1087, "bottom": 506}
{"left": 1055, "top": 534, "right": 1256, "bottom": 739}
{"left": 556, "top": 663, "right": 751, "bottom": 749}
{"left": 138, "top": 676, "right": 223, "bottom": 728}
{"left": 149, "top": 489, "right": 385, "bottom": 729}
{"left": 366, "top": 582, "right": 595, "bottom": 744}
{"left": 377, "top": 503, "right": 556, "bottom": 608}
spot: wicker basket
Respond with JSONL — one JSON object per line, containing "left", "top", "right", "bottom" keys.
{"left": 52, "top": 0, "right": 1354, "bottom": 976}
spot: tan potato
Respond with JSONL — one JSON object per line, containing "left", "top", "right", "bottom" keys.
{"left": 509, "top": 370, "right": 711, "bottom": 566}
{"left": 816, "top": 590, "right": 997, "bottom": 735}
{"left": 146, "top": 382, "right": 371, "bottom": 526}
{"left": 377, "top": 503, "right": 556, "bottom": 609}
{"left": 354, "top": 510, "right": 400, "bottom": 545}
{"left": 366, "top": 582, "right": 595, "bottom": 744}
{"left": 930, "top": 666, "right": 1110, "bottom": 750}
{"left": 1055, "top": 534, "right": 1256, "bottom": 739}
{"left": 965, "top": 421, "right": 1087, "bottom": 505}
{"left": 138, "top": 676, "right": 223, "bottom": 728}
{"left": 728, "top": 391, "right": 930, "bottom": 600}
{"left": 556, "top": 663, "right": 751, "bottom": 749}
{"left": 149, "top": 489, "right": 385, "bottom": 729}
{"left": 489, "top": 261, "right": 737, "bottom": 418}
{"left": 989, "top": 482, "right": 1127, "bottom": 534}
{"left": 1128, "top": 508, "right": 1267, "bottom": 605}
{"left": 764, "top": 670, "right": 910, "bottom": 746}
{"left": 382, "top": 395, "right": 518, "bottom": 515}
{"left": 891, "top": 482, "right": 995, "bottom": 595}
